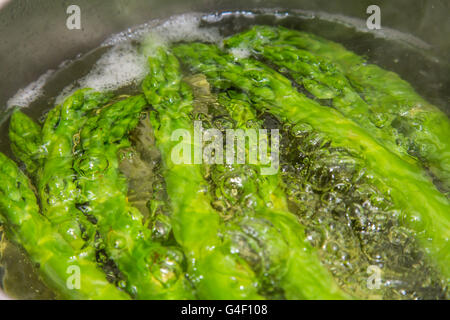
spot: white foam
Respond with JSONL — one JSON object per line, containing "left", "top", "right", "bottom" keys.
{"left": 80, "top": 42, "right": 148, "bottom": 92}
{"left": 152, "top": 14, "right": 221, "bottom": 44}
{"left": 56, "top": 42, "right": 148, "bottom": 103}
{"left": 56, "top": 13, "right": 222, "bottom": 103}
{"left": 6, "top": 70, "right": 53, "bottom": 109}
{"left": 229, "top": 47, "right": 252, "bottom": 59}
{"left": 103, "top": 13, "right": 222, "bottom": 47}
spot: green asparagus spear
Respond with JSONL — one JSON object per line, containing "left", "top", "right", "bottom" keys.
{"left": 229, "top": 26, "right": 450, "bottom": 191}
{"left": 36, "top": 89, "right": 112, "bottom": 252}
{"left": 207, "top": 88, "right": 352, "bottom": 299}
{"left": 224, "top": 28, "right": 415, "bottom": 164}
{"left": 208, "top": 81, "right": 445, "bottom": 299}
{"left": 141, "top": 45, "right": 264, "bottom": 299}
{"left": 0, "top": 152, "right": 130, "bottom": 300}
{"left": 75, "top": 94, "right": 193, "bottom": 299}
{"left": 280, "top": 119, "right": 447, "bottom": 299}
{"left": 172, "top": 43, "right": 450, "bottom": 280}
{"left": 9, "top": 110, "right": 45, "bottom": 176}
{"left": 184, "top": 74, "right": 349, "bottom": 298}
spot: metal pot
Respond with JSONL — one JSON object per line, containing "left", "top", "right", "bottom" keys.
{"left": 0, "top": 0, "right": 448, "bottom": 300}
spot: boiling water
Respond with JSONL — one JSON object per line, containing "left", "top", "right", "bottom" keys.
{"left": 0, "top": 11, "right": 448, "bottom": 300}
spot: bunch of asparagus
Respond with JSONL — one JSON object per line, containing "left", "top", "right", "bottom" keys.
{"left": 1, "top": 25, "right": 448, "bottom": 299}
{"left": 172, "top": 42, "right": 450, "bottom": 284}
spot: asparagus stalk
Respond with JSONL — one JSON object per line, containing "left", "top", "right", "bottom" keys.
{"left": 33, "top": 89, "right": 113, "bottom": 252}
{"left": 172, "top": 43, "right": 450, "bottom": 280}
{"left": 0, "top": 152, "right": 129, "bottom": 300}
{"left": 9, "top": 110, "right": 45, "bottom": 176}
{"left": 210, "top": 89, "right": 352, "bottom": 299}
{"left": 74, "top": 94, "right": 193, "bottom": 299}
{"left": 228, "top": 26, "right": 450, "bottom": 191}
{"left": 280, "top": 117, "right": 447, "bottom": 299}
{"left": 216, "top": 87, "right": 445, "bottom": 299}
{"left": 141, "top": 45, "right": 264, "bottom": 299}
{"left": 224, "top": 28, "right": 414, "bottom": 165}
